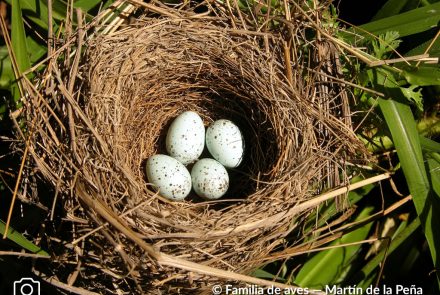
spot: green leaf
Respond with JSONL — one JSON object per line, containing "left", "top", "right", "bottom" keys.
{"left": 0, "top": 220, "right": 49, "bottom": 256}
{"left": 420, "top": 136, "right": 440, "bottom": 152}
{"left": 74, "top": 0, "right": 101, "bottom": 11}
{"left": 251, "top": 268, "right": 281, "bottom": 280}
{"left": 378, "top": 99, "right": 427, "bottom": 210}
{"left": 367, "top": 67, "right": 424, "bottom": 112}
{"left": 74, "top": 0, "right": 113, "bottom": 11}
{"left": 4, "top": 1, "right": 46, "bottom": 100}
{"left": 11, "top": 0, "right": 30, "bottom": 73}
{"left": 11, "top": 0, "right": 31, "bottom": 101}
{"left": 101, "top": 0, "right": 117, "bottom": 10}
{"left": 5, "top": 0, "right": 67, "bottom": 31}
{"left": 400, "top": 85, "right": 423, "bottom": 112}
{"left": 401, "top": 66, "right": 440, "bottom": 86}
{"left": 357, "top": 2, "right": 440, "bottom": 38}
{"left": 9, "top": 0, "right": 46, "bottom": 101}
{"left": 370, "top": 31, "right": 401, "bottom": 59}
{"left": 359, "top": 133, "right": 440, "bottom": 154}
{"left": 0, "top": 46, "right": 14, "bottom": 88}
{"left": 378, "top": 98, "right": 440, "bottom": 285}
{"left": 371, "top": 0, "right": 411, "bottom": 21}
{"left": 294, "top": 206, "right": 375, "bottom": 288}
{"left": 427, "top": 153, "right": 440, "bottom": 197}
{"left": 26, "top": 36, "right": 47, "bottom": 64}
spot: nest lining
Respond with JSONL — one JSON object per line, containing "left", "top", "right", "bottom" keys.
{"left": 24, "top": 12, "right": 367, "bottom": 294}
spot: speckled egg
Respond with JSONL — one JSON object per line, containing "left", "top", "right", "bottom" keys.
{"left": 166, "top": 111, "right": 205, "bottom": 165}
{"left": 206, "top": 119, "right": 244, "bottom": 168}
{"left": 191, "top": 158, "right": 229, "bottom": 200}
{"left": 146, "top": 154, "right": 192, "bottom": 201}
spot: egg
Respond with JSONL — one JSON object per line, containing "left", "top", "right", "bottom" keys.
{"left": 191, "top": 158, "right": 229, "bottom": 200}
{"left": 146, "top": 154, "right": 192, "bottom": 201}
{"left": 205, "top": 119, "right": 244, "bottom": 168}
{"left": 166, "top": 111, "right": 205, "bottom": 165}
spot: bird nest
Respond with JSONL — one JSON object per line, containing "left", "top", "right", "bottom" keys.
{"left": 21, "top": 2, "right": 367, "bottom": 294}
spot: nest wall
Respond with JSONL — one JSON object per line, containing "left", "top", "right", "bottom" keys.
{"left": 24, "top": 10, "right": 367, "bottom": 294}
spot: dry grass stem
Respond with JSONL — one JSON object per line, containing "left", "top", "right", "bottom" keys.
{"left": 0, "top": 251, "right": 50, "bottom": 258}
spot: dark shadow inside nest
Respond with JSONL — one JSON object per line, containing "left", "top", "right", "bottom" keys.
{"left": 140, "top": 87, "right": 280, "bottom": 206}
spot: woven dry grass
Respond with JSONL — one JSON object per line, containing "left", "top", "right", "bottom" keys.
{"left": 17, "top": 1, "right": 369, "bottom": 294}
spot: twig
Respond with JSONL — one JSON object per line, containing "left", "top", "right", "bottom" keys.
{"left": 0, "top": 251, "right": 50, "bottom": 259}
{"left": 260, "top": 194, "right": 411, "bottom": 264}
{"left": 383, "top": 195, "right": 412, "bottom": 215}
{"left": 47, "top": 0, "right": 53, "bottom": 56}
{"left": 70, "top": 196, "right": 154, "bottom": 245}
{"left": 283, "top": 41, "right": 293, "bottom": 86}
{"left": 369, "top": 54, "right": 434, "bottom": 67}
{"left": 307, "top": 68, "right": 385, "bottom": 97}
{"left": 33, "top": 271, "right": 100, "bottom": 295}
{"left": 207, "top": 173, "right": 392, "bottom": 237}
{"left": 288, "top": 2, "right": 383, "bottom": 68}
{"left": 3, "top": 141, "right": 29, "bottom": 239}
{"left": 416, "top": 28, "right": 440, "bottom": 67}
{"left": 126, "top": 0, "right": 180, "bottom": 18}
{"left": 102, "top": 2, "right": 135, "bottom": 35}
{"left": 337, "top": 18, "right": 411, "bottom": 67}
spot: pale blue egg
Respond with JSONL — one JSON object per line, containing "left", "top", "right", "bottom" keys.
{"left": 146, "top": 154, "right": 192, "bottom": 201}
{"left": 191, "top": 158, "right": 229, "bottom": 200}
{"left": 166, "top": 111, "right": 205, "bottom": 165}
{"left": 206, "top": 119, "right": 244, "bottom": 168}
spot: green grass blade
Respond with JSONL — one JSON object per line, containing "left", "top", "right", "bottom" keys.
{"left": 11, "top": 0, "right": 30, "bottom": 73}
{"left": 11, "top": 0, "right": 30, "bottom": 101}
{"left": 371, "top": 0, "right": 410, "bottom": 21}
{"left": 74, "top": 0, "right": 109, "bottom": 11}
{"left": 359, "top": 133, "right": 440, "bottom": 153}
{"left": 378, "top": 98, "right": 440, "bottom": 285}
{"left": 21, "top": 0, "right": 67, "bottom": 21}
{"left": 368, "top": 67, "right": 423, "bottom": 112}
{"left": 7, "top": 1, "right": 46, "bottom": 101}
{"left": 378, "top": 99, "right": 427, "bottom": 215}
{"left": 26, "top": 37, "right": 47, "bottom": 64}
{"left": 294, "top": 206, "right": 375, "bottom": 288}
{"left": 357, "top": 2, "right": 440, "bottom": 38}
{"left": 252, "top": 268, "right": 281, "bottom": 280}
{"left": 420, "top": 136, "right": 440, "bottom": 153}
{"left": 0, "top": 46, "right": 13, "bottom": 88}
{"left": 5, "top": 0, "right": 67, "bottom": 30}
{"left": 427, "top": 154, "right": 440, "bottom": 197}
{"left": 0, "top": 220, "right": 49, "bottom": 256}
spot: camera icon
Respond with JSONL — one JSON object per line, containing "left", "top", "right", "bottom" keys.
{"left": 13, "top": 278, "right": 40, "bottom": 295}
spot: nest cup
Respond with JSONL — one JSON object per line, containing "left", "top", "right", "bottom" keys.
{"left": 89, "top": 20, "right": 300, "bottom": 204}
{"left": 25, "top": 13, "right": 366, "bottom": 294}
